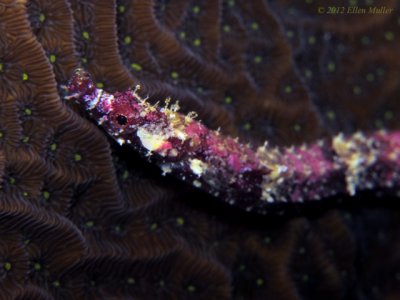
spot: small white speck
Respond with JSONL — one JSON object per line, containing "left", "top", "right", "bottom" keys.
{"left": 88, "top": 89, "right": 103, "bottom": 109}
{"left": 98, "top": 116, "right": 106, "bottom": 125}
{"left": 161, "top": 164, "right": 172, "bottom": 175}
{"left": 193, "top": 180, "right": 202, "bottom": 188}
{"left": 189, "top": 158, "right": 208, "bottom": 176}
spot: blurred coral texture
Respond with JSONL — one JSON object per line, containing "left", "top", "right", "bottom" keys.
{"left": 0, "top": 0, "right": 399, "bottom": 299}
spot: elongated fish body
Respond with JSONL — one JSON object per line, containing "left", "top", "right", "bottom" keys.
{"left": 66, "top": 69, "right": 400, "bottom": 214}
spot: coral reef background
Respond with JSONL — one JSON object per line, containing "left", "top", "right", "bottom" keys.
{"left": 0, "top": 0, "right": 399, "bottom": 299}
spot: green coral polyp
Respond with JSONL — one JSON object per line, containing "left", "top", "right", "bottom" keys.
{"left": 263, "top": 236, "right": 272, "bottom": 245}
{"left": 366, "top": 73, "right": 375, "bottom": 82}
{"left": 121, "top": 170, "right": 129, "bottom": 180}
{"left": 286, "top": 30, "right": 294, "bottom": 38}
{"left": 113, "top": 225, "right": 122, "bottom": 233}
{"left": 384, "top": 111, "right": 393, "bottom": 120}
{"left": 254, "top": 56, "right": 262, "bottom": 64}
{"left": 384, "top": 31, "right": 394, "bottom": 41}
{"left": 352, "top": 85, "right": 362, "bottom": 95}
{"left": 179, "top": 31, "right": 186, "bottom": 39}
{"left": 39, "top": 13, "right": 46, "bottom": 23}
{"left": 223, "top": 25, "right": 231, "bottom": 33}
{"left": 327, "top": 62, "right": 336, "bottom": 72}
{"left": 85, "top": 220, "right": 94, "bottom": 228}
{"left": 243, "top": 122, "right": 252, "bottom": 130}
{"left": 24, "top": 107, "right": 32, "bottom": 116}
{"left": 118, "top": 5, "right": 126, "bottom": 13}
{"left": 376, "top": 68, "right": 385, "bottom": 77}
{"left": 176, "top": 217, "right": 185, "bottom": 226}
{"left": 49, "top": 54, "right": 56, "bottom": 63}
{"left": 304, "top": 69, "right": 312, "bottom": 78}
{"left": 326, "top": 110, "right": 336, "bottom": 120}
{"left": 256, "top": 278, "right": 264, "bottom": 286}
{"left": 293, "top": 124, "right": 301, "bottom": 132}
{"left": 192, "top": 6, "right": 200, "bottom": 14}
{"left": 361, "top": 36, "right": 371, "bottom": 45}
{"left": 193, "top": 38, "right": 201, "bottom": 47}
{"left": 131, "top": 63, "right": 142, "bottom": 71}
{"left": 250, "top": 22, "right": 259, "bottom": 30}
{"left": 42, "top": 190, "right": 50, "bottom": 200}
{"left": 3, "top": 262, "right": 11, "bottom": 271}
{"left": 124, "top": 36, "right": 132, "bottom": 45}
{"left": 82, "top": 31, "right": 90, "bottom": 40}
{"left": 301, "top": 274, "right": 310, "bottom": 282}
{"left": 284, "top": 85, "right": 292, "bottom": 93}
{"left": 170, "top": 71, "right": 179, "bottom": 80}
{"left": 187, "top": 285, "right": 196, "bottom": 293}
{"left": 224, "top": 96, "right": 233, "bottom": 104}
{"left": 150, "top": 223, "right": 158, "bottom": 231}
{"left": 33, "top": 262, "right": 41, "bottom": 271}
{"left": 22, "top": 72, "right": 29, "bottom": 81}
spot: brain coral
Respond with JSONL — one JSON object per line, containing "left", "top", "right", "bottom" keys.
{"left": 0, "top": 0, "right": 399, "bottom": 299}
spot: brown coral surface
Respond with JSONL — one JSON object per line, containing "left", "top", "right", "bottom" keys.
{"left": 0, "top": 0, "right": 399, "bottom": 299}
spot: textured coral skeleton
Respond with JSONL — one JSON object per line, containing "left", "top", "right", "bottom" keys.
{"left": 0, "top": 0, "right": 399, "bottom": 299}
{"left": 68, "top": 68, "right": 400, "bottom": 213}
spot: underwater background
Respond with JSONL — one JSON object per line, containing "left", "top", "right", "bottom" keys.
{"left": 0, "top": 0, "right": 399, "bottom": 299}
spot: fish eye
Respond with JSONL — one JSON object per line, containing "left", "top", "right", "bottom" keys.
{"left": 116, "top": 114, "right": 128, "bottom": 125}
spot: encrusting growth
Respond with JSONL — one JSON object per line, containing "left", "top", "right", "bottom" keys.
{"left": 67, "top": 69, "right": 400, "bottom": 214}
